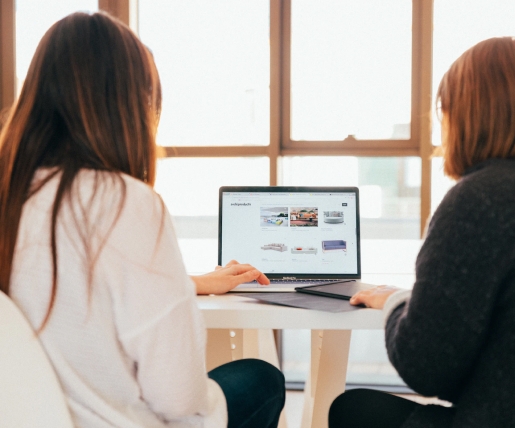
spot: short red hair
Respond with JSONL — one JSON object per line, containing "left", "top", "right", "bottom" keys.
{"left": 437, "top": 37, "right": 515, "bottom": 179}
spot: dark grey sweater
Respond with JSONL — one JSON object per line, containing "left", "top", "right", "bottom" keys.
{"left": 386, "top": 159, "right": 515, "bottom": 427}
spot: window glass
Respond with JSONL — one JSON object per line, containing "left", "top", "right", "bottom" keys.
{"left": 290, "top": 0, "right": 412, "bottom": 141}
{"left": 432, "top": 0, "right": 515, "bottom": 145}
{"left": 155, "top": 157, "right": 269, "bottom": 240}
{"left": 281, "top": 157, "right": 420, "bottom": 239}
{"left": 139, "top": 0, "right": 270, "bottom": 147}
{"left": 15, "top": 0, "right": 97, "bottom": 94}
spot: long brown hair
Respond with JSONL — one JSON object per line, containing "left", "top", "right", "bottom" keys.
{"left": 437, "top": 37, "right": 515, "bottom": 179}
{"left": 0, "top": 12, "right": 162, "bottom": 328}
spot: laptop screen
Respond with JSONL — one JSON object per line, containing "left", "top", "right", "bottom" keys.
{"left": 219, "top": 187, "right": 361, "bottom": 279}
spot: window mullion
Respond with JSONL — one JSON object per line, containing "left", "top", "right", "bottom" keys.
{"left": 270, "top": 0, "right": 282, "bottom": 186}
{"left": 0, "top": 0, "right": 15, "bottom": 112}
{"left": 413, "top": 0, "right": 434, "bottom": 236}
{"left": 279, "top": 0, "right": 291, "bottom": 152}
{"left": 99, "top": 0, "right": 138, "bottom": 31}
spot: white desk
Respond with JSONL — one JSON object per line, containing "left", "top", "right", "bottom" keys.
{"left": 198, "top": 294, "right": 383, "bottom": 428}
{"left": 190, "top": 240, "right": 421, "bottom": 428}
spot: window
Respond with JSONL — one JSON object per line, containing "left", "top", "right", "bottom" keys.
{"left": 138, "top": 0, "right": 424, "bottom": 391}
{"left": 433, "top": 0, "right": 515, "bottom": 142}
{"left": 15, "top": 0, "right": 97, "bottom": 94}
{"left": 139, "top": 0, "right": 270, "bottom": 147}
{"left": 155, "top": 157, "right": 269, "bottom": 241}
{"left": 290, "top": 0, "right": 412, "bottom": 142}
{"left": 282, "top": 156, "right": 420, "bottom": 239}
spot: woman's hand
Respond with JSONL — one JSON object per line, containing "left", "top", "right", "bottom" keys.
{"left": 349, "top": 285, "right": 400, "bottom": 309}
{"left": 191, "top": 260, "right": 270, "bottom": 295}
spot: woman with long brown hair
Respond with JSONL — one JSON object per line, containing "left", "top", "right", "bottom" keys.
{"left": 329, "top": 37, "right": 515, "bottom": 428}
{"left": 0, "top": 11, "right": 284, "bottom": 428}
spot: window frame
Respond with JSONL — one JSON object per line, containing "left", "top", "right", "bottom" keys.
{"left": 0, "top": 0, "right": 434, "bottom": 236}
{"left": 280, "top": 0, "right": 419, "bottom": 155}
{"left": 0, "top": 0, "right": 15, "bottom": 111}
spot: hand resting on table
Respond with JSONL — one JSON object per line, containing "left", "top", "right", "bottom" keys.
{"left": 191, "top": 260, "right": 270, "bottom": 295}
{"left": 349, "top": 285, "right": 400, "bottom": 309}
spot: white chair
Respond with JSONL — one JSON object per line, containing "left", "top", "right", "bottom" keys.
{"left": 0, "top": 291, "right": 74, "bottom": 428}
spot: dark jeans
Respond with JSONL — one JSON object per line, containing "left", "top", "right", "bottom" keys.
{"left": 329, "top": 388, "right": 421, "bottom": 428}
{"left": 208, "top": 358, "right": 285, "bottom": 428}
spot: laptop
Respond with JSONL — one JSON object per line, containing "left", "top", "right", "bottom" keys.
{"left": 219, "top": 186, "right": 371, "bottom": 292}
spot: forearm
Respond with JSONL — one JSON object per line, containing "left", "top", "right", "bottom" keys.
{"left": 382, "top": 289, "right": 411, "bottom": 326}
{"left": 190, "top": 274, "right": 224, "bottom": 295}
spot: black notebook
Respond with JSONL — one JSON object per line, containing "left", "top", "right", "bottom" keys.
{"left": 295, "top": 280, "right": 375, "bottom": 300}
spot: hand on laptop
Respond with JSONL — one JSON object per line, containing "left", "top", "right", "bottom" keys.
{"left": 191, "top": 260, "right": 270, "bottom": 295}
{"left": 349, "top": 285, "right": 400, "bottom": 309}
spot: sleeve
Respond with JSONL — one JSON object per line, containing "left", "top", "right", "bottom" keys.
{"left": 100, "top": 179, "right": 222, "bottom": 423}
{"left": 385, "top": 176, "right": 515, "bottom": 401}
{"left": 382, "top": 289, "right": 411, "bottom": 326}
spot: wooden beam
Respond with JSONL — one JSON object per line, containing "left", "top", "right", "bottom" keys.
{"left": 269, "top": 0, "right": 282, "bottom": 186}
{"left": 99, "top": 0, "right": 138, "bottom": 31}
{"left": 413, "top": 0, "right": 434, "bottom": 237}
{"left": 280, "top": 0, "right": 291, "bottom": 149}
{"left": 0, "top": 0, "right": 16, "bottom": 112}
{"left": 283, "top": 138, "right": 418, "bottom": 152}
{"left": 281, "top": 146, "right": 420, "bottom": 158}
{"left": 162, "top": 146, "right": 269, "bottom": 158}
{"left": 161, "top": 145, "right": 419, "bottom": 158}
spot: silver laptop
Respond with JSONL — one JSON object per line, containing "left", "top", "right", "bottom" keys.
{"left": 219, "top": 186, "right": 364, "bottom": 292}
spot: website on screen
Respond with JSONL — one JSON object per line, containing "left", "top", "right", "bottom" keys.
{"left": 221, "top": 191, "right": 358, "bottom": 274}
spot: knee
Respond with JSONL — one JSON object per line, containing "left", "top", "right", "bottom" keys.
{"left": 209, "top": 358, "right": 285, "bottom": 400}
{"left": 233, "top": 358, "right": 285, "bottom": 398}
{"left": 331, "top": 388, "right": 371, "bottom": 409}
{"left": 329, "top": 389, "right": 372, "bottom": 427}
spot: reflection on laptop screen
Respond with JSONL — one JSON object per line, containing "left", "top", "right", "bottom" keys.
{"left": 219, "top": 188, "right": 360, "bottom": 278}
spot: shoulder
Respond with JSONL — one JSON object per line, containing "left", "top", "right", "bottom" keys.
{"left": 434, "top": 159, "right": 515, "bottom": 223}
{"left": 118, "top": 172, "right": 165, "bottom": 221}
{"left": 450, "top": 158, "right": 515, "bottom": 201}
{"left": 423, "top": 159, "right": 515, "bottom": 265}
{"left": 73, "top": 169, "right": 165, "bottom": 224}
{"left": 70, "top": 170, "right": 170, "bottom": 259}
{"left": 75, "top": 169, "right": 160, "bottom": 202}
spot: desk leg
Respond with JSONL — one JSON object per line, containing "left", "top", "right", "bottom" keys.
{"left": 206, "top": 329, "right": 234, "bottom": 372}
{"left": 206, "top": 329, "right": 288, "bottom": 428}
{"left": 301, "top": 330, "right": 351, "bottom": 428}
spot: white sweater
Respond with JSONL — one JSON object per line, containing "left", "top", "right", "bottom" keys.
{"left": 10, "top": 169, "right": 227, "bottom": 428}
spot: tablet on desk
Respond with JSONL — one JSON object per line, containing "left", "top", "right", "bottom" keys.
{"left": 295, "top": 280, "right": 376, "bottom": 300}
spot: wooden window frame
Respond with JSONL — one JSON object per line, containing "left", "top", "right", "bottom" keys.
{"left": 1, "top": 0, "right": 434, "bottom": 236}
{"left": 0, "top": 0, "right": 15, "bottom": 112}
{"left": 280, "top": 0, "right": 418, "bottom": 156}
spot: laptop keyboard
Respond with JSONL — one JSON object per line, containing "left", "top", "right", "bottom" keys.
{"left": 245, "top": 279, "right": 353, "bottom": 286}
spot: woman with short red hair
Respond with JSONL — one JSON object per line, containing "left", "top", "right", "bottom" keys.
{"left": 330, "top": 37, "right": 515, "bottom": 428}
